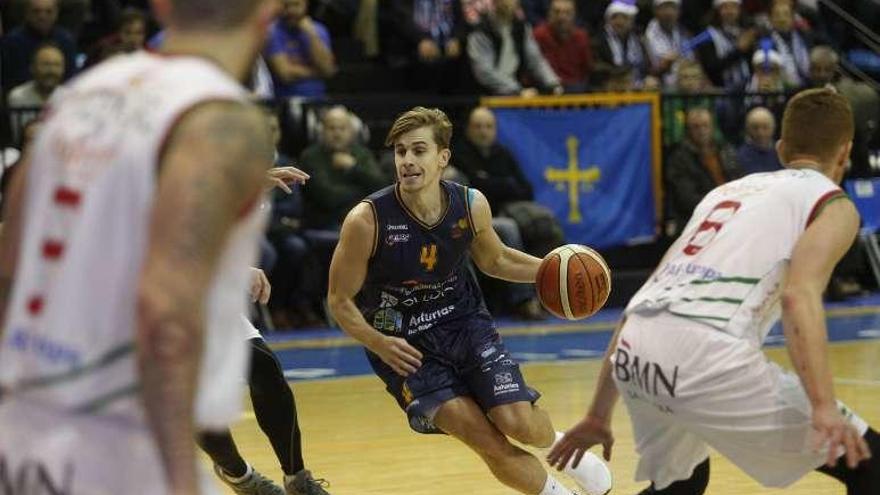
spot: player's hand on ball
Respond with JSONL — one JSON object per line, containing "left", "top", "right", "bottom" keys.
{"left": 548, "top": 414, "right": 614, "bottom": 470}
{"left": 372, "top": 335, "right": 423, "bottom": 377}
{"left": 812, "top": 403, "right": 871, "bottom": 469}
{"left": 265, "top": 166, "right": 309, "bottom": 193}
{"left": 249, "top": 267, "right": 271, "bottom": 305}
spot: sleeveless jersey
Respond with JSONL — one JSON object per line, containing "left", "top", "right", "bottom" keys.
{"left": 0, "top": 52, "right": 264, "bottom": 430}
{"left": 357, "top": 181, "right": 489, "bottom": 339}
{"left": 626, "top": 168, "right": 845, "bottom": 347}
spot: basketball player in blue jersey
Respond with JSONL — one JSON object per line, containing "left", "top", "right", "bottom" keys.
{"left": 328, "top": 107, "right": 611, "bottom": 495}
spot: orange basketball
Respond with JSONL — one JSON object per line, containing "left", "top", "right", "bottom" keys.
{"left": 536, "top": 244, "right": 611, "bottom": 320}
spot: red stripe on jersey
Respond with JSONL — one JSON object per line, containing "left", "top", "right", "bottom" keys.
{"left": 42, "top": 240, "right": 64, "bottom": 259}
{"left": 53, "top": 187, "right": 82, "bottom": 207}
{"left": 807, "top": 190, "right": 847, "bottom": 226}
{"left": 27, "top": 296, "right": 44, "bottom": 316}
{"left": 620, "top": 338, "right": 631, "bottom": 350}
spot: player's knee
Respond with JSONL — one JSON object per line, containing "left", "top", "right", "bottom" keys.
{"left": 491, "top": 409, "right": 542, "bottom": 446}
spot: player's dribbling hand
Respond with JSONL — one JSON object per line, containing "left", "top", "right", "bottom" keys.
{"left": 265, "top": 166, "right": 310, "bottom": 193}
{"left": 372, "top": 335, "right": 423, "bottom": 376}
{"left": 249, "top": 267, "right": 271, "bottom": 305}
{"left": 547, "top": 414, "right": 614, "bottom": 470}
{"left": 812, "top": 403, "right": 871, "bottom": 469}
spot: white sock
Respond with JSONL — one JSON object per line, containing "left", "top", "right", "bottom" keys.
{"left": 548, "top": 431, "right": 613, "bottom": 495}
{"left": 539, "top": 474, "right": 577, "bottom": 495}
{"left": 221, "top": 463, "right": 252, "bottom": 483}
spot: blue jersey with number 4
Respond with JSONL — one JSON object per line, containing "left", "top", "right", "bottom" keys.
{"left": 356, "top": 181, "right": 490, "bottom": 340}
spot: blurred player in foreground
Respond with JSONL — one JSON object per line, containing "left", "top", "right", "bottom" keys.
{"left": 549, "top": 88, "right": 880, "bottom": 494}
{"left": 328, "top": 107, "right": 611, "bottom": 495}
{"left": 0, "top": 0, "right": 279, "bottom": 493}
{"left": 200, "top": 155, "right": 331, "bottom": 495}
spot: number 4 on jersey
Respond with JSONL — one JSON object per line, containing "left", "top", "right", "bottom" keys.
{"left": 420, "top": 244, "right": 438, "bottom": 271}
{"left": 683, "top": 201, "right": 742, "bottom": 256}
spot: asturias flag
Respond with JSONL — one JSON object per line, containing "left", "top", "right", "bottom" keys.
{"left": 493, "top": 104, "right": 656, "bottom": 248}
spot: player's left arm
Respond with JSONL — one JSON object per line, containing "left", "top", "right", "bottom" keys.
{"left": 467, "top": 188, "right": 541, "bottom": 283}
{"left": 781, "top": 196, "right": 870, "bottom": 468}
{"left": 0, "top": 156, "right": 30, "bottom": 340}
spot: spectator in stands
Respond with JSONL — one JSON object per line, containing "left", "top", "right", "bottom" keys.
{"left": 736, "top": 106, "right": 782, "bottom": 173}
{"left": 467, "top": 0, "right": 563, "bottom": 96}
{"left": 116, "top": 7, "right": 146, "bottom": 53}
{"left": 384, "top": 0, "right": 467, "bottom": 93}
{"left": 644, "top": 0, "right": 691, "bottom": 89}
{"left": 85, "top": 7, "right": 147, "bottom": 67}
{"left": 533, "top": 0, "right": 593, "bottom": 93}
{"left": 768, "top": 0, "right": 811, "bottom": 89}
{"left": 662, "top": 60, "right": 716, "bottom": 145}
{"left": 453, "top": 106, "right": 554, "bottom": 319}
{"left": 299, "top": 106, "right": 389, "bottom": 229}
{"left": 593, "top": 0, "right": 654, "bottom": 88}
{"left": 1, "top": 0, "right": 77, "bottom": 90}
{"left": 603, "top": 65, "right": 636, "bottom": 91}
{"left": 266, "top": 0, "right": 337, "bottom": 98}
{"left": 695, "top": 0, "right": 755, "bottom": 91}
{"left": 264, "top": 111, "right": 325, "bottom": 328}
{"left": 809, "top": 46, "right": 879, "bottom": 178}
{"left": 7, "top": 42, "right": 63, "bottom": 141}
{"left": 7, "top": 42, "right": 63, "bottom": 107}
{"left": 665, "top": 107, "right": 741, "bottom": 234}
{"left": 747, "top": 48, "right": 785, "bottom": 92}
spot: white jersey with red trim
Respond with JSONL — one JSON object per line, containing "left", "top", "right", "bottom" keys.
{"left": 0, "top": 52, "right": 264, "bottom": 430}
{"left": 626, "top": 168, "right": 845, "bottom": 347}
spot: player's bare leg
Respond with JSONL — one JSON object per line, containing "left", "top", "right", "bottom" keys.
{"left": 489, "top": 401, "right": 612, "bottom": 494}
{"left": 488, "top": 402, "right": 555, "bottom": 448}
{"left": 434, "top": 397, "right": 575, "bottom": 495}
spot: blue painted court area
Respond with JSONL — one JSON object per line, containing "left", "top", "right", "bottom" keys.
{"left": 265, "top": 293, "right": 880, "bottom": 382}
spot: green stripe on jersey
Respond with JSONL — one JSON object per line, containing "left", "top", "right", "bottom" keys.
{"left": 690, "top": 276, "right": 760, "bottom": 285}
{"left": 668, "top": 310, "right": 732, "bottom": 322}
{"left": 680, "top": 296, "right": 744, "bottom": 304}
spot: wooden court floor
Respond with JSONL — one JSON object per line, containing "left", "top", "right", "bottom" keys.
{"left": 211, "top": 336, "right": 880, "bottom": 495}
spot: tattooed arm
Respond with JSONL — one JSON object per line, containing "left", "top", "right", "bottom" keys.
{"left": 0, "top": 157, "right": 31, "bottom": 341}
{"left": 137, "top": 100, "right": 272, "bottom": 495}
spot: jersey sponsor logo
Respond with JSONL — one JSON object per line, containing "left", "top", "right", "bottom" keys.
{"left": 419, "top": 244, "right": 438, "bottom": 272}
{"left": 656, "top": 262, "right": 722, "bottom": 280}
{"left": 408, "top": 305, "right": 455, "bottom": 333}
{"left": 387, "top": 224, "right": 409, "bottom": 231}
{"left": 613, "top": 347, "right": 679, "bottom": 398}
{"left": 493, "top": 372, "right": 520, "bottom": 395}
{"left": 401, "top": 286, "right": 455, "bottom": 307}
{"left": 450, "top": 217, "right": 469, "bottom": 239}
{"left": 7, "top": 327, "right": 81, "bottom": 367}
{"left": 0, "top": 454, "right": 74, "bottom": 495}
{"left": 385, "top": 233, "right": 411, "bottom": 246}
{"left": 379, "top": 292, "right": 399, "bottom": 308}
{"left": 373, "top": 309, "right": 403, "bottom": 334}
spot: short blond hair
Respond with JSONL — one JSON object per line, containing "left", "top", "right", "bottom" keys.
{"left": 385, "top": 107, "right": 453, "bottom": 149}
{"left": 781, "top": 88, "right": 853, "bottom": 162}
{"left": 169, "top": 0, "right": 264, "bottom": 28}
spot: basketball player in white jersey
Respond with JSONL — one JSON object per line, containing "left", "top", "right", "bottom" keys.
{"left": 0, "top": 0, "right": 279, "bottom": 493}
{"left": 548, "top": 88, "right": 880, "bottom": 494}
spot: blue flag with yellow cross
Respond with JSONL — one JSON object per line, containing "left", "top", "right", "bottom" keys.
{"left": 492, "top": 104, "right": 656, "bottom": 248}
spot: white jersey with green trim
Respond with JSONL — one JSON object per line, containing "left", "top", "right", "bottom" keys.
{"left": 0, "top": 52, "right": 264, "bottom": 430}
{"left": 626, "top": 168, "right": 845, "bottom": 347}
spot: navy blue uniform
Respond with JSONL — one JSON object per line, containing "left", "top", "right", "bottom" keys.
{"left": 358, "top": 181, "right": 539, "bottom": 434}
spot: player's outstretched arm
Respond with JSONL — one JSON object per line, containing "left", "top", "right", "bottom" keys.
{"left": 328, "top": 203, "right": 423, "bottom": 376}
{"left": 468, "top": 189, "right": 542, "bottom": 283}
{"left": 781, "top": 197, "right": 870, "bottom": 469}
{"left": 137, "top": 101, "right": 272, "bottom": 495}
{"left": 548, "top": 317, "right": 622, "bottom": 470}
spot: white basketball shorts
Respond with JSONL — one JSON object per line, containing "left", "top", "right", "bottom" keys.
{"left": 613, "top": 313, "right": 868, "bottom": 490}
{"left": 0, "top": 397, "right": 219, "bottom": 494}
